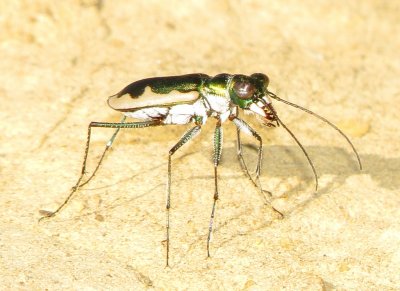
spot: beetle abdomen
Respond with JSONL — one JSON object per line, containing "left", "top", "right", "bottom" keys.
{"left": 108, "top": 74, "right": 209, "bottom": 112}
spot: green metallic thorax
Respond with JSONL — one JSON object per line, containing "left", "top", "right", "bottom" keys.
{"left": 201, "top": 74, "right": 232, "bottom": 97}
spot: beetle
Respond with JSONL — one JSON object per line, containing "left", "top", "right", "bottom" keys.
{"left": 39, "top": 73, "right": 362, "bottom": 266}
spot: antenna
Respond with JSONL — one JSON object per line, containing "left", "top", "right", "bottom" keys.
{"left": 267, "top": 91, "right": 362, "bottom": 170}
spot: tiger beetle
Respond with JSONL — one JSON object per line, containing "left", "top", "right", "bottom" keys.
{"left": 39, "top": 73, "right": 362, "bottom": 266}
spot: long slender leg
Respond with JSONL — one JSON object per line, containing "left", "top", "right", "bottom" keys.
{"left": 234, "top": 109, "right": 258, "bottom": 186}
{"left": 236, "top": 126, "right": 247, "bottom": 172}
{"left": 166, "top": 125, "right": 201, "bottom": 267}
{"left": 232, "top": 118, "right": 264, "bottom": 192}
{"left": 231, "top": 117, "right": 284, "bottom": 217}
{"left": 207, "top": 118, "right": 223, "bottom": 257}
{"left": 39, "top": 119, "right": 163, "bottom": 222}
{"left": 236, "top": 126, "right": 258, "bottom": 186}
{"left": 78, "top": 116, "right": 127, "bottom": 188}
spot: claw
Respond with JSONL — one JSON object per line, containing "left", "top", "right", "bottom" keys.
{"left": 38, "top": 210, "right": 54, "bottom": 222}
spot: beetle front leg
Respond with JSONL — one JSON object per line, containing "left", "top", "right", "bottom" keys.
{"left": 207, "top": 118, "right": 223, "bottom": 258}
{"left": 166, "top": 124, "right": 201, "bottom": 267}
{"left": 232, "top": 117, "right": 264, "bottom": 191}
{"left": 232, "top": 109, "right": 257, "bottom": 185}
{"left": 236, "top": 126, "right": 257, "bottom": 184}
{"left": 231, "top": 117, "right": 284, "bottom": 218}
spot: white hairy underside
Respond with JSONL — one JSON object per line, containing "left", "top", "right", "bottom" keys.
{"left": 204, "top": 94, "right": 230, "bottom": 113}
{"left": 123, "top": 94, "right": 233, "bottom": 125}
{"left": 123, "top": 99, "right": 209, "bottom": 125}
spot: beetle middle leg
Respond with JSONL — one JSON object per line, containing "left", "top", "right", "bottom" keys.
{"left": 207, "top": 118, "right": 223, "bottom": 258}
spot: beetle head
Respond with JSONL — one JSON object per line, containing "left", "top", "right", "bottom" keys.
{"left": 229, "top": 73, "right": 278, "bottom": 126}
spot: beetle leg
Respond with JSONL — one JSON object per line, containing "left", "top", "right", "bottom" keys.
{"left": 207, "top": 118, "right": 223, "bottom": 257}
{"left": 231, "top": 117, "right": 284, "bottom": 218}
{"left": 166, "top": 124, "right": 201, "bottom": 267}
{"left": 39, "top": 119, "right": 163, "bottom": 222}
{"left": 232, "top": 109, "right": 261, "bottom": 189}
{"left": 78, "top": 116, "right": 127, "bottom": 188}
{"left": 231, "top": 108, "right": 254, "bottom": 181}
{"left": 231, "top": 117, "right": 264, "bottom": 190}
{"left": 236, "top": 126, "right": 254, "bottom": 182}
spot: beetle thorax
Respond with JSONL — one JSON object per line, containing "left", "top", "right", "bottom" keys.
{"left": 201, "top": 74, "right": 233, "bottom": 115}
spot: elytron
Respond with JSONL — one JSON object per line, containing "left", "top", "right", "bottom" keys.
{"left": 40, "top": 73, "right": 362, "bottom": 266}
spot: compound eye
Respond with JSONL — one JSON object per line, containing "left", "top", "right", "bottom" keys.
{"left": 251, "top": 73, "right": 269, "bottom": 87}
{"left": 233, "top": 81, "right": 255, "bottom": 99}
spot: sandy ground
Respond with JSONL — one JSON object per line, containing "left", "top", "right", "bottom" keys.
{"left": 1, "top": 0, "right": 399, "bottom": 290}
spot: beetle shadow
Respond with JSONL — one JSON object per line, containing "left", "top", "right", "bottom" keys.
{"left": 73, "top": 142, "right": 398, "bottom": 219}
{"left": 220, "top": 144, "right": 400, "bottom": 215}
{"left": 53, "top": 142, "right": 398, "bottom": 260}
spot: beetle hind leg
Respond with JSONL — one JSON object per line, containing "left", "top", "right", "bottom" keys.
{"left": 166, "top": 124, "right": 201, "bottom": 267}
{"left": 39, "top": 118, "right": 163, "bottom": 222}
{"left": 77, "top": 116, "right": 127, "bottom": 189}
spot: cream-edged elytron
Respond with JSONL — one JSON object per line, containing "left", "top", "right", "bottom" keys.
{"left": 39, "top": 73, "right": 362, "bottom": 266}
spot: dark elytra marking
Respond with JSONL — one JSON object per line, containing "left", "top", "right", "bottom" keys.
{"left": 116, "top": 74, "right": 209, "bottom": 98}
